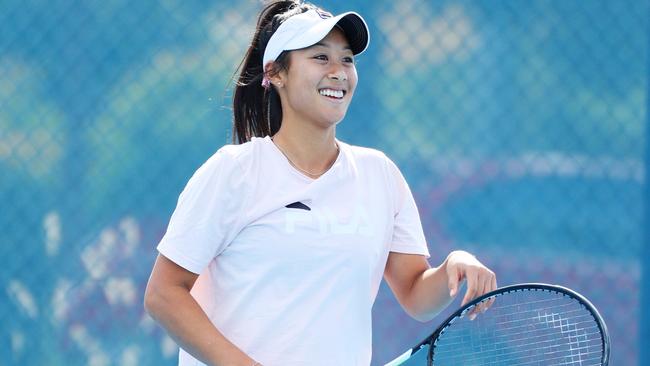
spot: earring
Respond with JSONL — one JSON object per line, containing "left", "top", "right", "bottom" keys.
{"left": 262, "top": 76, "right": 271, "bottom": 89}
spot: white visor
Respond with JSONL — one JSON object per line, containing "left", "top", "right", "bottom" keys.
{"left": 262, "top": 9, "right": 370, "bottom": 68}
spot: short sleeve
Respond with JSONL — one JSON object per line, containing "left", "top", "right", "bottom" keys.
{"left": 385, "top": 157, "right": 430, "bottom": 257}
{"left": 157, "top": 149, "right": 249, "bottom": 274}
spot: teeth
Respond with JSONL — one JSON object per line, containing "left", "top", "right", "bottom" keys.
{"left": 319, "top": 89, "right": 344, "bottom": 98}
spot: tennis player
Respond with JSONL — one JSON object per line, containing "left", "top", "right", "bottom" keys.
{"left": 144, "top": 1, "right": 496, "bottom": 365}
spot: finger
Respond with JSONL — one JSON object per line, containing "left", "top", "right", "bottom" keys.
{"left": 466, "top": 297, "right": 480, "bottom": 320}
{"left": 474, "top": 272, "right": 488, "bottom": 314}
{"left": 479, "top": 275, "right": 492, "bottom": 313}
{"left": 461, "top": 271, "right": 478, "bottom": 306}
{"left": 485, "top": 271, "right": 497, "bottom": 310}
{"left": 467, "top": 277, "right": 483, "bottom": 316}
{"left": 486, "top": 272, "right": 498, "bottom": 309}
{"left": 468, "top": 305, "right": 479, "bottom": 321}
{"left": 473, "top": 270, "right": 494, "bottom": 317}
{"left": 448, "top": 266, "right": 460, "bottom": 298}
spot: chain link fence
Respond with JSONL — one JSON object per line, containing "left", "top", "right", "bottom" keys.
{"left": 1, "top": 0, "right": 647, "bottom": 364}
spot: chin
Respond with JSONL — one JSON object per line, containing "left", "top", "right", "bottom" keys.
{"left": 327, "top": 108, "right": 349, "bottom": 122}
{"left": 320, "top": 113, "right": 347, "bottom": 127}
{"left": 303, "top": 107, "right": 349, "bottom": 127}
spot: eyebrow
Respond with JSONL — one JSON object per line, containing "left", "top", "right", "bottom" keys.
{"left": 312, "top": 42, "right": 352, "bottom": 52}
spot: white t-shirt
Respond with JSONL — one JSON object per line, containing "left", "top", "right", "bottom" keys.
{"left": 157, "top": 136, "right": 429, "bottom": 366}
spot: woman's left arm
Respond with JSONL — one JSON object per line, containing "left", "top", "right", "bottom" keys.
{"left": 383, "top": 250, "right": 497, "bottom": 322}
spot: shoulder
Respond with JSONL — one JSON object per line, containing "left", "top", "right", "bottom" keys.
{"left": 340, "top": 141, "right": 400, "bottom": 175}
{"left": 205, "top": 136, "right": 266, "bottom": 171}
{"left": 341, "top": 141, "right": 390, "bottom": 166}
{"left": 185, "top": 137, "right": 267, "bottom": 191}
{"left": 213, "top": 137, "right": 258, "bottom": 161}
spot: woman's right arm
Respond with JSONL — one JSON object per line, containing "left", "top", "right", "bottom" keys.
{"left": 144, "top": 254, "right": 258, "bottom": 366}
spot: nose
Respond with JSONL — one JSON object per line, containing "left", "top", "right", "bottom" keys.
{"left": 329, "top": 73, "right": 347, "bottom": 81}
{"left": 327, "top": 64, "right": 348, "bottom": 82}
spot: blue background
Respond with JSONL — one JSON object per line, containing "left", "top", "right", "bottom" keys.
{"left": 1, "top": 0, "right": 647, "bottom": 364}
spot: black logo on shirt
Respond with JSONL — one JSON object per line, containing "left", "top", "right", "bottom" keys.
{"left": 285, "top": 201, "right": 311, "bottom": 211}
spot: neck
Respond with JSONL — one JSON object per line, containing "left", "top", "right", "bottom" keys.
{"left": 271, "top": 122, "right": 339, "bottom": 177}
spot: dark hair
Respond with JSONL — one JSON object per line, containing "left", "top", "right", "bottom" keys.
{"left": 231, "top": 0, "right": 327, "bottom": 144}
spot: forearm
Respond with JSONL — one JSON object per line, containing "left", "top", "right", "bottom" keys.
{"left": 404, "top": 257, "right": 454, "bottom": 322}
{"left": 144, "top": 285, "right": 255, "bottom": 366}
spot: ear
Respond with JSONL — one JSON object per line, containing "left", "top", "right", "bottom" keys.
{"left": 264, "top": 62, "right": 286, "bottom": 88}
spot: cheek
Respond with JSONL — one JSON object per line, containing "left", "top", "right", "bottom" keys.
{"left": 282, "top": 84, "right": 315, "bottom": 113}
{"left": 288, "top": 80, "right": 315, "bottom": 103}
{"left": 348, "top": 69, "right": 359, "bottom": 95}
{"left": 286, "top": 71, "right": 318, "bottom": 96}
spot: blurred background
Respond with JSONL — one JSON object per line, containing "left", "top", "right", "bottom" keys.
{"left": 1, "top": 0, "right": 647, "bottom": 364}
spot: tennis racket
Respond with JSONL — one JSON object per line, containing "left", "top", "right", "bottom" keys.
{"left": 385, "top": 283, "right": 610, "bottom": 365}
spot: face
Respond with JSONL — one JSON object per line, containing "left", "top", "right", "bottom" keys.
{"left": 274, "top": 27, "right": 358, "bottom": 128}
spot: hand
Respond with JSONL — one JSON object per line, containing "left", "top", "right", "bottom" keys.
{"left": 445, "top": 250, "right": 497, "bottom": 320}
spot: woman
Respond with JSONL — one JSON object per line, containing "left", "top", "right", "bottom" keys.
{"left": 144, "top": 1, "right": 496, "bottom": 365}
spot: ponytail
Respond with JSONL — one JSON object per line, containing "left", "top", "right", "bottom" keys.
{"left": 231, "top": 0, "right": 319, "bottom": 144}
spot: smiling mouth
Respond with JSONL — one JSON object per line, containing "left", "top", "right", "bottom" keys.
{"left": 318, "top": 88, "right": 346, "bottom": 100}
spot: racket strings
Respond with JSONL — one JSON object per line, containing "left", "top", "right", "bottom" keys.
{"left": 431, "top": 290, "right": 605, "bottom": 365}
{"left": 436, "top": 334, "right": 601, "bottom": 358}
{"left": 439, "top": 315, "right": 599, "bottom": 344}
{"left": 436, "top": 325, "right": 601, "bottom": 352}
{"left": 434, "top": 330, "right": 603, "bottom": 361}
{"left": 439, "top": 299, "right": 598, "bottom": 344}
{"left": 443, "top": 308, "right": 596, "bottom": 337}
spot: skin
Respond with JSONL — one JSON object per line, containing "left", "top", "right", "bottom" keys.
{"left": 266, "top": 28, "right": 355, "bottom": 178}
{"left": 144, "top": 27, "right": 496, "bottom": 366}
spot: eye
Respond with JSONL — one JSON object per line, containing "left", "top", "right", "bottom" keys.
{"left": 343, "top": 56, "right": 355, "bottom": 64}
{"left": 313, "top": 54, "right": 328, "bottom": 61}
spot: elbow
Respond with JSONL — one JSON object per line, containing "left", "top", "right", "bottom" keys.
{"left": 143, "top": 283, "right": 163, "bottom": 319}
{"left": 402, "top": 300, "right": 442, "bottom": 323}
{"left": 410, "top": 311, "right": 431, "bottom": 323}
{"left": 408, "top": 308, "right": 438, "bottom": 323}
